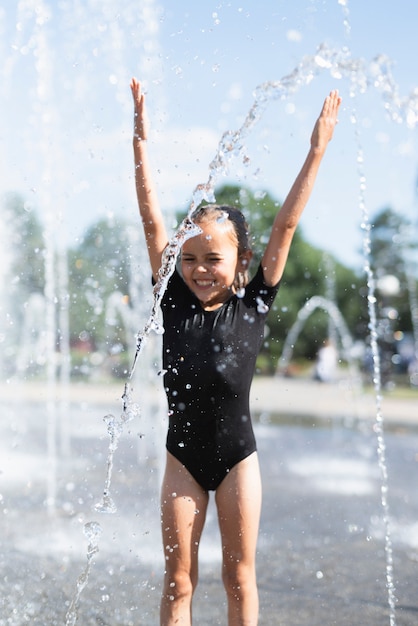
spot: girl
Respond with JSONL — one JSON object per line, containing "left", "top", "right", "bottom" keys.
{"left": 130, "top": 77, "right": 341, "bottom": 626}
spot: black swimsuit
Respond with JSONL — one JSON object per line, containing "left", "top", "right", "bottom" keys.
{"left": 160, "top": 264, "right": 280, "bottom": 491}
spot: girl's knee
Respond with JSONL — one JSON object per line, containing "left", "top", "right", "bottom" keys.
{"left": 222, "top": 560, "right": 256, "bottom": 598}
{"left": 163, "top": 567, "right": 197, "bottom": 603}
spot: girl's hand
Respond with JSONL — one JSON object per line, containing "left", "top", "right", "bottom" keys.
{"left": 130, "top": 77, "right": 149, "bottom": 141}
{"left": 310, "top": 89, "right": 342, "bottom": 155}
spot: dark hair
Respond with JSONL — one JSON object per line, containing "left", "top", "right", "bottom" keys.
{"left": 190, "top": 204, "right": 252, "bottom": 288}
{"left": 191, "top": 204, "right": 251, "bottom": 256}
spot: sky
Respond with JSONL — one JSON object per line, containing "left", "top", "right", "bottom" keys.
{"left": 1, "top": 0, "right": 418, "bottom": 270}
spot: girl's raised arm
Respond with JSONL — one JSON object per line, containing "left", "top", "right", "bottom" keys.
{"left": 261, "top": 89, "right": 342, "bottom": 287}
{"left": 130, "top": 77, "right": 168, "bottom": 281}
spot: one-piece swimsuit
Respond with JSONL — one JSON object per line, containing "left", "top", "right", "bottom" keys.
{"left": 160, "top": 264, "right": 280, "bottom": 491}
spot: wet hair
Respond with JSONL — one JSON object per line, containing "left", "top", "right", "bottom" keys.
{"left": 190, "top": 204, "right": 252, "bottom": 288}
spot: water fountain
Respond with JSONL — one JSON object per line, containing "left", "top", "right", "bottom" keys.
{"left": 1, "top": 1, "right": 418, "bottom": 625}
{"left": 276, "top": 294, "right": 356, "bottom": 376}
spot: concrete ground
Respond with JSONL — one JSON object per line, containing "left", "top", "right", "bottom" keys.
{"left": 1, "top": 375, "right": 417, "bottom": 625}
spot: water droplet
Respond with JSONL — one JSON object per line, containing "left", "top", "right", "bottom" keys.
{"left": 256, "top": 297, "right": 269, "bottom": 313}
{"left": 216, "top": 211, "right": 229, "bottom": 223}
{"left": 83, "top": 521, "right": 102, "bottom": 542}
{"left": 94, "top": 495, "right": 117, "bottom": 514}
{"left": 150, "top": 319, "right": 164, "bottom": 335}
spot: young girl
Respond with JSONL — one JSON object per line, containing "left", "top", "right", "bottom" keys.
{"left": 130, "top": 77, "right": 341, "bottom": 626}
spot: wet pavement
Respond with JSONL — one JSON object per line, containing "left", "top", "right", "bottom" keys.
{"left": 1, "top": 376, "right": 418, "bottom": 625}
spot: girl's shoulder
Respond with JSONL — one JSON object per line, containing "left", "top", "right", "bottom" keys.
{"left": 241, "top": 263, "right": 281, "bottom": 312}
{"left": 247, "top": 263, "right": 281, "bottom": 294}
{"left": 161, "top": 266, "right": 194, "bottom": 304}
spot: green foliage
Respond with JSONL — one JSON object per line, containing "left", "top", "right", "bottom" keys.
{"left": 368, "top": 206, "right": 417, "bottom": 334}
{"left": 335, "top": 264, "right": 368, "bottom": 340}
{"left": 369, "top": 206, "right": 415, "bottom": 280}
{"left": 68, "top": 217, "right": 132, "bottom": 353}
{"left": 211, "top": 184, "right": 283, "bottom": 267}
{"left": 268, "top": 241, "right": 365, "bottom": 366}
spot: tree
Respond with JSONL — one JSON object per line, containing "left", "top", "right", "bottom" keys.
{"left": 369, "top": 207, "right": 413, "bottom": 280}
{"left": 369, "top": 206, "right": 417, "bottom": 333}
{"left": 363, "top": 206, "right": 418, "bottom": 380}
{"left": 212, "top": 184, "right": 286, "bottom": 269}
{"left": 68, "top": 217, "right": 132, "bottom": 369}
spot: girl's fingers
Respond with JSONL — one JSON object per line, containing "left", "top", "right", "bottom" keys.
{"left": 130, "top": 77, "right": 143, "bottom": 104}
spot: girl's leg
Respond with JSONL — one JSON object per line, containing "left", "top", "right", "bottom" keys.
{"left": 215, "top": 452, "right": 262, "bottom": 626}
{"left": 160, "top": 452, "right": 209, "bottom": 626}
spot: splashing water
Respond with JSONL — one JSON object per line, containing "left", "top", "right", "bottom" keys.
{"left": 66, "top": 31, "right": 418, "bottom": 623}
{"left": 95, "top": 384, "right": 141, "bottom": 513}
{"left": 256, "top": 297, "right": 269, "bottom": 314}
{"left": 0, "top": 1, "right": 414, "bottom": 621}
{"left": 125, "top": 42, "right": 418, "bottom": 389}
{"left": 216, "top": 211, "right": 229, "bottom": 224}
{"left": 351, "top": 109, "right": 397, "bottom": 625}
{"left": 128, "top": 218, "right": 203, "bottom": 379}
{"left": 64, "top": 521, "right": 103, "bottom": 626}
{"left": 277, "top": 295, "right": 355, "bottom": 374}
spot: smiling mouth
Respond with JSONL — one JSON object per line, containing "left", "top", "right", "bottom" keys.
{"left": 195, "top": 279, "right": 215, "bottom": 287}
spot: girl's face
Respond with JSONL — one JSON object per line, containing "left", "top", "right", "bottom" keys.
{"left": 181, "top": 220, "right": 248, "bottom": 311}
